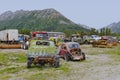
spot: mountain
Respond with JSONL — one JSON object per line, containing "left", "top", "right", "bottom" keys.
{"left": 78, "top": 24, "right": 91, "bottom": 30}
{"left": 106, "top": 21, "right": 120, "bottom": 33}
{"left": 0, "top": 8, "right": 89, "bottom": 33}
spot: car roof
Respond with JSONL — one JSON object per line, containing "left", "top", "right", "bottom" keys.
{"left": 63, "top": 42, "right": 80, "bottom": 45}
{"left": 31, "top": 39, "right": 52, "bottom": 42}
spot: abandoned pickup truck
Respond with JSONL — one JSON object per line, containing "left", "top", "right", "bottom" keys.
{"left": 27, "top": 40, "right": 59, "bottom": 68}
{"left": 58, "top": 42, "right": 85, "bottom": 61}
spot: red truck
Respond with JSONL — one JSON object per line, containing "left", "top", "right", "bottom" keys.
{"left": 30, "top": 31, "right": 48, "bottom": 39}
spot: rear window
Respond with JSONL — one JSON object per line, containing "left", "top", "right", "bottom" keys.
{"left": 36, "top": 41, "right": 49, "bottom": 46}
{"left": 36, "top": 34, "right": 48, "bottom": 39}
{"left": 68, "top": 43, "right": 79, "bottom": 49}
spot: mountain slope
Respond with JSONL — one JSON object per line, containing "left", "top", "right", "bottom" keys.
{"left": 0, "top": 8, "right": 89, "bottom": 33}
{"left": 106, "top": 22, "right": 120, "bottom": 33}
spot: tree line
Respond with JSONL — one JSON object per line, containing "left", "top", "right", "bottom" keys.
{"left": 80, "top": 27, "right": 120, "bottom": 37}
{"left": 19, "top": 27, "right": 120, "bottom": 38}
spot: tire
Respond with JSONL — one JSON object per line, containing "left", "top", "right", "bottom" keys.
{"left": 50, "top": 57, "right": 59, "bottom": 68}
{"left": 40, "top": 63, "right": 45, "bottom": 66}
{"left": 64, "top": 53, "right": 70, "bottom": 61}
{"left": 27, "top": 60, "right": 32, "bottom": 68}
{"left": 84, "top": 40, "right": 88, "bottom": 44}
{"left": 81, "top": 52, "right": 86, "bottom": 60}
{"left": 53, "top": 57, "right": 59, "bottom": 68}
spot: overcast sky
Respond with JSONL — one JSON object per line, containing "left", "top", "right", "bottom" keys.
{"left": 0, "top": 0, "right": 120, "bottom": 29}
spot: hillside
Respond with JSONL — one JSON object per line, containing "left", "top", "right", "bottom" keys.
{"left": 106, "top": 21, "right": 120, "bottom": 33}
{"left": 0, "top": 8, "right": 89, "bottom": 33}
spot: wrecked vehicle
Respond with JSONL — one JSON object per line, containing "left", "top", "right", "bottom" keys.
{"left": 58, "top": 42, "right": 85, "bottom": 61}
{"left": 71, "top": 34, "right": 83, "bottom": 44}
{"left": 27, "top": 40, "right": 59, "bottom": 68}
{"left": 92, "top": 36, "right": 118, "bottom": 48}
{"left": 92, "top": 39, "right": 112, "bottom": 48}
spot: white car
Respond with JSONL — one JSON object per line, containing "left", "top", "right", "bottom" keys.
{"left": 91, "top": 35, "right": 101, "bottom": 41}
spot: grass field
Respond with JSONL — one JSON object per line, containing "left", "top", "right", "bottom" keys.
{"left": 0, "top": 44, "right": 120, "bottom": 80}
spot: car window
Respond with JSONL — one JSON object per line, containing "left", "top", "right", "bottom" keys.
{"left": 36, "top": 41, "right": 49, "bottom": 46}
{"left": 69, "top": 44, "right": 79, "bottom": 49}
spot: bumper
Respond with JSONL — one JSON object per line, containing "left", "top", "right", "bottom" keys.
{"left": 72, "top": 56, "right": 83, "bottom": 60}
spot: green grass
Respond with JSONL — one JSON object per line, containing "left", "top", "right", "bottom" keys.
{"left": 56, "top": 66, "right": 69, "bottom": 72}
{"left": 82, "top": 44, "right": 120, "bottom": 55}
{"left": 1, "top": 75, "right": 11, "bottom": 80}
{"left": 25, "top": 67, "right": 70, "bottom": 80}
{"left": 0, "top": 57, "right": 70, "bottom": 80}
{"left": 0, "top": 66, "right": 26, "bottom": 74}
{"left": 0, "top": 52, "right": 26, "bottom": 66}
{"left": 24, "top": 59, "right": 70, "bottom": 80}
{"left": 82, "top": 44, "right": 120, "bottom": 63}
{"left": 106, "top": 44, "right": 120, "bottom": 55}
{"left": 1, "top": 44, "right": 120, "bottom": 80}
{"left": 107, "top": 47, "right": 120, "bottom": 61}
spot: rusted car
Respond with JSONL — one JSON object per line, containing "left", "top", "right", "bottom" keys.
{"left": 92, "top": 39, "right": 113, "bottom": 48}
{"left": 27, "top": 40, "right": 59, "bottom": 68}
{"left": 104, "top": 36, "right": 118, "bottom": 46}
{"left": 92, "top": 36, "right": 118, "bottom": 48}
{"left": 58, "top": 42, "right": 85, "bottom": 61}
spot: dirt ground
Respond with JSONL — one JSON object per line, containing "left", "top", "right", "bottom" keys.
{"left": 0, "top": 45, "right": 120, "bottom": 80}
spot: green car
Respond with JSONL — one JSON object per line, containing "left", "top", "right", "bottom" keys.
{"left": 27, "top": 40, "right": 59, "bottom": 68}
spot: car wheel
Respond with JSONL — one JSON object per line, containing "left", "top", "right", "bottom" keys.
{"left": 40, "top": 63, "right": 45, "bottom": 66}
{"left": 27, "top": 60, "right": 32, "bottom": 68}
{"left": 84, "top": 40, "right": 88, "bottom": 44}
{"left": 53, "top": 57, "right": 59, "bottom": 68}
{"left": 50, "top": 56, "right": 59, "bottom": 68}
{"left": 64, "top": 53, "right": 69, "bottom": 61}
{"left": 81, "top": 52, "right": 86, "bottom": 60}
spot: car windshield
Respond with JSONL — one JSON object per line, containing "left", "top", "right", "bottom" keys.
{"left": 68, "top": 43, "right": 79, "bottom": 49}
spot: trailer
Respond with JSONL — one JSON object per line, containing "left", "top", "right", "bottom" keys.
{"left": 0, "top": 29, "right": 18, "bottom": 43}
{"left": 0, "top": 44, "right": 22, "bottom": 49}
{"left": 0, "top": 29, "right": 22, "bottom": 49}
